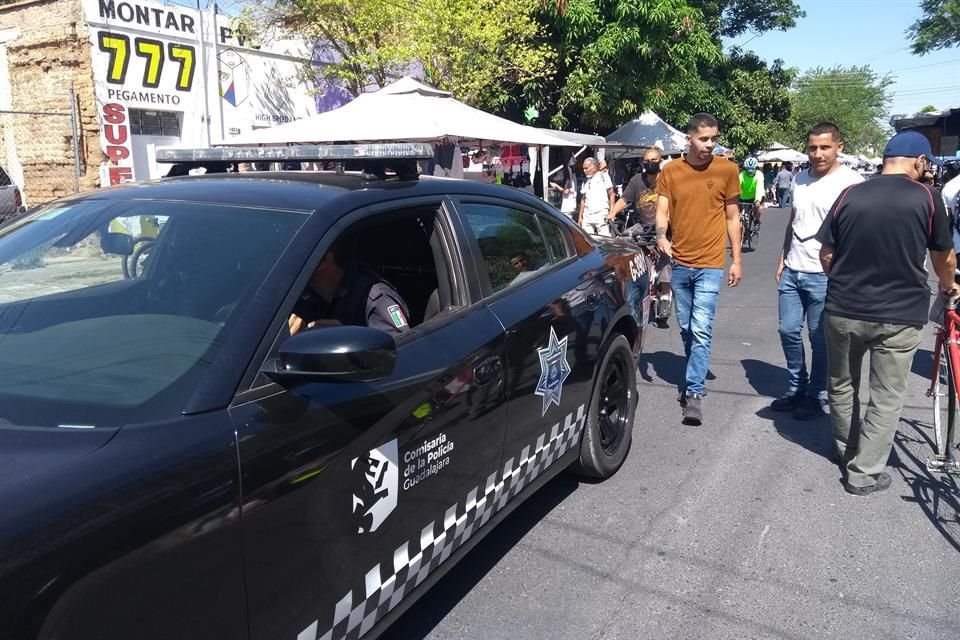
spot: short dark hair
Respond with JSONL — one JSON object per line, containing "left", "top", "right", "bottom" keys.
{"left": 783, "top": 162, "right": 793, "bottom": 171}
{"left": 687, "top": 113, "right": 718, "bottom": 133}
{"left": 807, "top": 122, "right": 841, "bottom": 142}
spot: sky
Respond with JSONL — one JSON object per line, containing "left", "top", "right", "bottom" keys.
{"left": 726, "top": 0, "right": 960, "bottom": 118}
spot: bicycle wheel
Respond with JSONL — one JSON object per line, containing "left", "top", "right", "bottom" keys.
{"left": 932, "top": 339, "right": 957, "bottom": 461}
{"left": 747, "top": 226, "right": 759, "bottom": 252}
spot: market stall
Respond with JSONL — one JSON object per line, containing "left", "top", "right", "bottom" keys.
{"left": 225, "top": 76, "right": 601, "bottom": 201}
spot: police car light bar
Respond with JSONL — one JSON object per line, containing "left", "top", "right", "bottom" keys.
{"left": 155, "top": 143, "right": 435, "bottom": 163}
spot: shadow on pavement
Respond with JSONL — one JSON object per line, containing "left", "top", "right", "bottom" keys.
{"left": 743, "top": 359, "right": 835, "bottom": 461}
{"left": 380, "top": 474, "right": 581, "bottom": 640}
{"left": 741, "top": 358, "right": 789, "bottom": 398}
{"left": 894, "top": 417, "right": 960, "bottom": 552}
{"left": 638, "top": 350, "right": 685, "bottom": 386}
{"left": 638, "top": 350, "right": 715, "bottom": 387}
{"left": 912, "top": 348, "right": 934, "bottom": 378}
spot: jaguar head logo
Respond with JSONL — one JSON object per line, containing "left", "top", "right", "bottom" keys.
{"left": 351, "top": 439, "right": 399, "bottom": 533}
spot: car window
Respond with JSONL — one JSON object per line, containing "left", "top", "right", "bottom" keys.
{"left": 252, "top": 203, "right": 457, "bottom": 390}
{"left": 540, "top": 216, "right": 574, "bottom": 262}
{"left": 0, "top": 214, "right": 169, "bottom": 301}
{"left": 459, "top": 203, "right": 551, "bottom": 293}
{"left": 0, "top": 199, "right": 309, "bottom": 428}
{"left": 0, "top": 166, "right": 10, "bottom": 187}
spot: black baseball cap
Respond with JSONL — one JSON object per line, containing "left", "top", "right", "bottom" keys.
{"left": 883, "top": 130, "right": 942, "bottom": 166}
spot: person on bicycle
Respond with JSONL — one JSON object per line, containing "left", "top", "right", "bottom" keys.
{"left": 609, "top": 148, "right": 672, "bottom": 304}
{"left": 817, "top": 130, "right": 955, "bottom": 496}
{"left": 772, "top": 122, "right": 863, "bottom": 421}
{"left": 739, "top": 157, "right": 765, "bottom": 225}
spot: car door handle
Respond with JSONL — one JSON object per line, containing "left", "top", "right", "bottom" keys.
{"left": 473, "top": 356, "right": 502, "bottom": 386}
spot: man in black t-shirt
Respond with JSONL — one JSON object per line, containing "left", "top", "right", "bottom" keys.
{"left": 816, "top": 130, "right": 957, "bottom": 496}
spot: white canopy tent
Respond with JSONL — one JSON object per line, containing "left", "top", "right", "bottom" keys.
{"left": 758, "top": 148, "right": 807, "bottom": 163}
{"left": 225, "top": 76, "right": 602, "bottom": 201}
{"left": 228, "top": 76, "right": 576, "bottom": 148}
{"left": 604, "top": 111, "right": 688, "bottom": 156}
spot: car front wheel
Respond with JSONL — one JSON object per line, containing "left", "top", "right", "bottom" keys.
{"left": 573, "top": 334, "right": 636, "bottom": 478}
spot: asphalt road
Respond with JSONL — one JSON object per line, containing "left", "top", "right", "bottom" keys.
{"left": 383, "top": 207, "right": 960, "bottom": 640}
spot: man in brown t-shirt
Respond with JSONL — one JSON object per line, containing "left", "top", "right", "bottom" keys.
{"left": 655, "top": 112, "right": 743, "bottom": 425}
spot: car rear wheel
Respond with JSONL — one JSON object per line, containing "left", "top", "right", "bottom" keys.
{"left": 573, "top": 334, "right": 635, "bottom": 478}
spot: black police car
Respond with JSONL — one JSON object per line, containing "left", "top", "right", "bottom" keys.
{"left": 0, "top": 145, "right": 646, "bottom": 640}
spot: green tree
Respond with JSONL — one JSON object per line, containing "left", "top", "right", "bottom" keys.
{"left": 253, "top": 0, "right": 414, "bottom": 96}
{"left": 244, "top": 0, "right": 554, "bottom": 109}
{"left": 525, "top": 0, "right": 721, "bottom": 131}
{"left": 782, "top": 66, "right": 893, "bottom": 154}
{"left": 691, "top": 0, "right": 805, "bottom": 38}
{"left": 655, "top": 49, "right": 795, "bottom": 157}
{"left": 514, "top": 0, "right": 802, "bottom": 142}
{"left": 908, "top": 0, "right": 960, "bottom": 54}
{"left": 409, "top": 0, "right": 555, "bottom": 110}
{"left": 920, "top": 104, "right": 940, "bottom": 113}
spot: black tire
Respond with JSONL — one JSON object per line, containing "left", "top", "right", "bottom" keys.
{"left": 573, "top": 334, "right": 636, "bottom": 478}
{"left": 746, "top": 226, "right": 759, "bottom": 252}
{"left": 933, "top": 340, "right": 958, "bottom": 459}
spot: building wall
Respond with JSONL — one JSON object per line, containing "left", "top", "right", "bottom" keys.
{"left": 83, "top": 0, "right": 325, "bottom": 183}
{"left": 0, "top": 0, "right": 101, "bottom": 205}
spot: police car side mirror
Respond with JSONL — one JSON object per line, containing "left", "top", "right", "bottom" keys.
{"left": 100, "top": 232, "right": 134, "bottom": 256}
{"left": 264, "top": 325, "right": 397, "bottom": 384}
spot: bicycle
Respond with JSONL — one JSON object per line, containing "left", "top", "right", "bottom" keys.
{"left": 739, "top": 201, "right": 760, "bottom": 252}
{"left": 926, "top": 293, "right": 960, "bottom": 474}
{"left": 612, "top": 220, "right": 673, "bottom": 328}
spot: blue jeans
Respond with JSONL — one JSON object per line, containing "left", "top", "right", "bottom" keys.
{"left": 672, "top": 265, "right": 723, "bottom": 396}
{"left": 777, "top": 267, "right": 828, "bottom": 399}
{"left": 777, "top": 187, "right": 791, "bottom": 208}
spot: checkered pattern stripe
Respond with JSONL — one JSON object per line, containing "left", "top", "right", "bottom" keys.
{"left": 298, "top": 404, "right": 587, "bottom": 640}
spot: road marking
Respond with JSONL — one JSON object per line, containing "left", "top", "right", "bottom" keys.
{"left": 758, "top": 524, "right": 770, "bottom": 549}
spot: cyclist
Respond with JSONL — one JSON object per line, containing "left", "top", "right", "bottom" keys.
{"left": 739, "top": 157, "right": 765, "bottom": 226}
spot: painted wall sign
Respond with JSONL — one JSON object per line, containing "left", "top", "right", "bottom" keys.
{"left": 98, "top": 102, "right": 135, "bottom": 185}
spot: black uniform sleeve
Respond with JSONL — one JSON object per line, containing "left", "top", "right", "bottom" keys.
{"left": 292, "top": 289, "right": 323, "bottom": 325}
{"left": 366, "top": 282, "right": 411, "bottom": 336}
{"left": 928, "top": 186, "right": 953, "bottom": 251}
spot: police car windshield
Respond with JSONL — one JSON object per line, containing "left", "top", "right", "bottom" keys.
{"left": 0, "top": 198, "right": 308, "bottom": 428}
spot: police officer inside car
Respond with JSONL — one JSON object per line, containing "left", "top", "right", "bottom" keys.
{"left": 288, "top": 237, "right": 411, "bottom": 337}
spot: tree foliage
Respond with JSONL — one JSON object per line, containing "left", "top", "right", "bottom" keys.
{"left": 526, "top": 0, "right": 721, "bottom": 131}
{"left": 516, "top": 0, "right": 801, "bottom": 146}
{"left": 655, "top": 49, "right": 794, "bottom": 158}
{"left": 908, "top": 0, "right": 960, "bottom": 54}
{"left": 780, "top": 66, "right": 893, "bottom": 154}
{"left": 249, "top": 0, "right": 554, "bottom": 109}
{"left": 690, "top": 0, "right": 805, "bottom": 38}
{"left": 243, "top": 0, "right": 806, "bottom": 155}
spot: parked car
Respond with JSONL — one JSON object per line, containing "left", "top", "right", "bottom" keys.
{"left": 0, "top": 162, "right": 25, "bottom": 224}
{"left": 0, "top": 144, "right": 645, "bottom": 640}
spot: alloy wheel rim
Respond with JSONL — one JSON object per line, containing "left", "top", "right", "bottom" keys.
{"left": 598, "top": 354, "right": 630, "bottom": 455}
